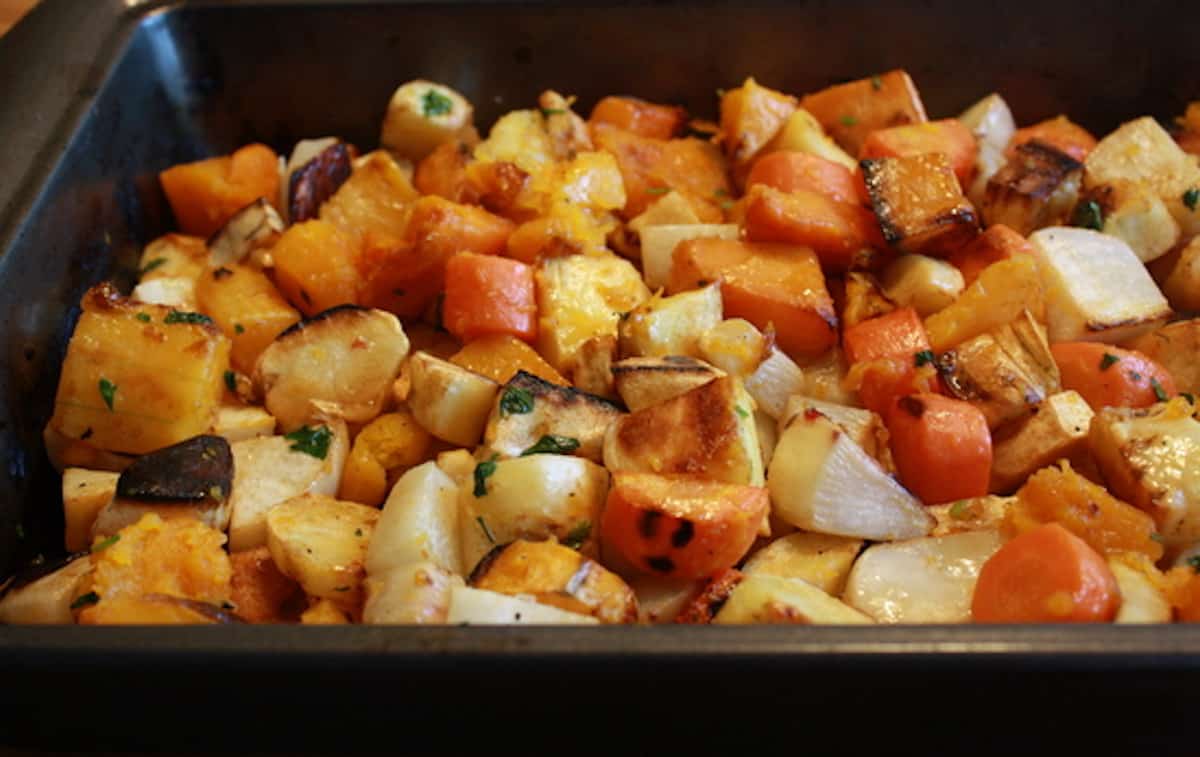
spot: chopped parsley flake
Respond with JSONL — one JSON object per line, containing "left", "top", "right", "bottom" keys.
{"left": 473, "top": 456, "right": 499, "bottom": 497}
{"left": 70, "top": 591, "right": 100, "bottom": 610}
{"left": 563, "top": 520, "right": 592, "bottom": 550}
{"left": 949, "top": 500, "right": 973, "bottom": 520}
{"left": 98, "top": 378, "right": 117, "bottom": 411}
{"left": 135, "top": 313, "right": 151, "bottom": 323}
{"left": 735, "top": 405, "right": 750, "bottom": 419}
{"left": 234, "top": 323, "right": 245, "bottom": 334}
{"left": 223, "top": 370, "right": 238, "bottom": 393}
{"left": 1100, "top": 353, "right": 1120, "bottom": 370}
{"left": 91, "top": 534, "right": 120, "bottom": 552}
{"left": 420, "top": 89, "right": 454, "bottom": 117}
{"left": 285, "top": 425, "right": 333, "bottom": 459}
{"left": 914, "top": 350, "right": 935, "bottom": 367}
{"left": 520, "top": 435, "right": 581, "bottom": 457}
{"left": 163, "top": 310, "right": 213, "bottom": 326}
{"left": 1188, "top": 555, "right": 1200, "bottom": 573}
{"left": 1152, "top": 377, "right": 1170, "bottom": 403}
{"left": 476, "top": 515, "right": 496, "bottom": 544}
{"left": 839, "top": 115, "right": 858, "bottom": 127}
{"left": 499, "top": 387, "right": 535, "bottom": 417}
{"left": 540, "top": 107, "right": 566, "bottom": 117}
{"left": 870, "top": 75, "right": 883, "bottom": 91}
{"left": 140, "top": 257, "right": 166, "bottom": 275}
{"left": 1184, "top": 187, "right": 1200, "bottom": 211}
{"left": 1072, "top": 200, "right": 1104, "bottom": 230}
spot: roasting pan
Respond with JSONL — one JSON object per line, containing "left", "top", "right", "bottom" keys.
{"left": 0, "top": 0, "right": 1197, "bottom": 751}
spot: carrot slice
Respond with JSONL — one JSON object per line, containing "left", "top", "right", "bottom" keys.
{"left": 1050, "top": 342, "right": 1177, "bottom": 411}
{"left": 946, "top": 224, "right": 1033, "bottom": 287}
{"left": 742, "top": 184, "right": 884, "bottom": 272}
{"left": 442, "top": 251, "right": 537, "bottom": 343}
{"left": 745, "top": 151, "right": 860, "bottom": 204}
{"left": 886, "top": 393, "right": 992, "bottom": 504}
{"left": 590, "top": 96, "right": 687, "bottom": 140}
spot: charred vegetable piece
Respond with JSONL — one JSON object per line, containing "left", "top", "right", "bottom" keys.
{"left": 861, "top": 152, "right": 979, "bottom": 256}
{"left": 288, "top": 141, "right": 353, "bottom": 223}
{"left": 980, "top": 140, "right": 1082, "bottom": 235}
{"left": 207, "top": 198, "right": 285, "bottom": 268}
{"left": 115, "top": 434, "right": 232, "bottom": 503}
{"left": 483, "top": 370, "right": 623, "bottom": 463}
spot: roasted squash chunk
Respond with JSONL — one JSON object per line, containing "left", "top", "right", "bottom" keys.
{"left": 800, "top": 70, "right": 928, "bottom": 155}
{"left": 194, "top": 263, "right": 301, "bottom": 374}
{"left": 861, "top": 152, "right": 979, "bottom": 256}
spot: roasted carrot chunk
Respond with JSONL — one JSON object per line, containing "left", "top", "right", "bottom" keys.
{"left": 800, "top": 70, "right": 928, "bottom": 155}
{"left": 946, "top": 223, "right": 1033, "bottom": 287}
{"left": 886, "top": 393, "right": 992, "bottom": 504}
{"left": 842, "top": 306, "right": 931, "bottom": 365}
{"left": 1007, "top": 115, "right": 1097, "bottom": 163}
{"left": 590, "top": 96, "right": 687, "bottom": 140}
{"left": 442, "top": 251, "right": 537, "bottom": 343}
{"left": 742, "top": 184, "right": 884, "bottom": 272}
{"left": 842, "top": 307, "right": 939, "bottom": 416}
{"left": 861, "top": 152, "right": 979, "bottom": 256}
{"left": 159, "top": 144, "right": 280, "bottom": 237}
{"left": 859, "top": 118, "right": 978, "bottom": 188}
{"left": 745, "top": 151, "right": 860, "bottom": 204}
{"left": 1050, "top": 342, "right": 1177, "bottom": 411}
{"left": 972, "top": 523, "right": 1119, "bottom": 623}
{"left": 668, "top": 238, "right": 838, "bottom": 358}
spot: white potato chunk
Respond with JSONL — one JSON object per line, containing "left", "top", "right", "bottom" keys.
{"left": 0, "top": 556, "right": 93, "bottom": 624}
{"left": 211, "top": 404, "right": 276, "bottom": 444}
{"left": 742, "top": 532, "right": 863, "bottom": 595}
{"left": 989, "top": 390, "right": 1094, "bottom": 494}
{"left": 714, "top": 574, "right": 873, "bottom": 625}
{"left": 768, "top": 411, "right": 932, "bottom": 540}
{"left": 363, "top": 562, "right": 463, "bottom": 625}
{"left": 1028, "top": 227, "right": 1170, "bottom": 343}
{"left": 266, "top": 493, "right": 380, "bottom": 606}
{"left": 255, "top": 307, "right": 410, "bottom": 431}
{"left": 617, "top": 283, "right": 723, "bottom": 359}
{"left": 843, "top": 530, "right": 1004, "bottom": 623}
{"left": 640, "top": 223, "right": 739, "bottom": 291}
{"left": 227, "top": 420, "right": 349, "bottom": 551}
{"left": 380, "top": 80, "right": 477, "bottom": 162}
{"left": 1110, "top": 559, "right": 1171, "bottom": 624}
{"left": 958, "top": 93, "right": 1016, "bottom": 207}
{"left": 879, "top": 254, "right": 965, "bottom": 317}
{"left": 407, "top": 351, "right": 500, "bottom": 447}
{"left": 366, "top": 462, "right": 461, "bottom": 576}
{"left": 446, "top": 585, "right": 599, "bottom": 625}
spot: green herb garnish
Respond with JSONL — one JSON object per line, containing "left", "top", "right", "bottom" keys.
{"left": 540, "top": 107, "right": 566, "bottom": 117}
{"left": 140, "top": 257, "right": 167, "bottom": 275}
{"left": 354, "top": 528, "right": 363, "bottom": 537}
{"left": 285, "top": 425, "right": 332, "bottom": 460}
{"left": 70, "top": 591, "right": 100, "bottom": 610}
{"left": 334, "top": 586, "right": 350, "bottom": 593}
{"left": 473, "top": 456, "right": 499, "bottom": 497}
{"left": 234, "top": 323, "right": 245, "bottom": 334}
{"left": 563, "top": 520, "right": 592, "bottom": 550}
{"left": 500, "top": 387, "right": 535, "bottom": 417}
{"left": 949, "top": 500, "right": 973, "bottom": 520}
{"left": 1184, "top": 187, "right": 1200, "bottom": 211}
{"left": 735, "top": 405, "right": 750, "bottom": 419}
{"left": 1072, "top": 199, "right": 1104, "bottom": 230}
{"left": 1100, "top": 353, "right": 1120, "bottom": 370}
{"left": 98, "top": 378, "right": 117, "bottom": 411}
{"left": 91, "top": 534, "right": 120, "bottom": 553}
{"left": 1152, "top": 377, "right": 1170, "bottom": 403}
{"left": 421, "top": 89, "right": 454, "bottom": 117}
{"left": 476, "top": 515, "right": 496, "bottom": 544}
{"left": 839, "top": 115, "right": 858, "bottom": 127}
{"left": 163, "top": 310, "right": 214, "bottom": 326}
{"left": 223, "top": 370, "right": 237, "bottom": 393}
{"left": 520, "top": 435, "right": 581, "bottom": 457}
{"left": 1150, "top": 533, "right": 1165, "bottom": 543}
{"left": 914, "top": 350, "right": 935, "bottom": 367}
{"left": 135, "top": 313, "right": 151, "bottom": 323}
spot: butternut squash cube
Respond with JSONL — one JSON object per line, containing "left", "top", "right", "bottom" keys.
{"left": 862, "top": 152, "right": 979, "bottom": 256}
{"left": 195, "top": 263, "right": 300, "bottom": 373}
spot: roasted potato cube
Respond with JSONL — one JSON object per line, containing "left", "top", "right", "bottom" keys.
{"left": 62, "top": 468, "right": 118, "bottom": 552}
{"left": 255, "top": 306, "right": 409, "bottom": 431}
{"left": 407, "top": 351, "right": 500, "bottom": 447}
{"left": 612, "top": 356, "right": 724, "bottom": 413}
{"left": 742, "top": 532, "right": 863, "bottom": 596}
{"left": 363, "top": 562, "right": 463, "bottom": 624}
{"left": 366, "top": 461, "right": 461, "bottom": 576}
{"left": 879, "top": 254, "right": 964, "bottom": 317}
{"left": 800, "top": 69, "right": 928, "bottom": 155}
{"left": 937, "top": 310, "right": 1061, "bottom": 429}
{"left": 843, "top": 530, "right": 1004, "bottom": 623}
{"left": 1082, "top": 179, "right": 1180, "bottom": 264}
{"left": 1090, "top": 398, "right": 1200, "bottom": 548}
{"left": 719, "top": 77, "right": 797, "bottom": 167}
{"left": 1126, "top": 319, "right": 1200, "bottom": 394}
{"left": 446, "top": 585, "right": 599, "bottom": 625}
{"left": 484, "top": 371, "right": 623, "bottom": 463}
{"left": 989, "top": 391, "right": 1094, "bottom": 494}
{"left": 48, "top": 284, "right": 230, "bottom": 456}
{"left": 958, "top": 93, "right": 1016, "bottom": 207}
{"left": 604, "top": 376, "right": 763, "bottom": 486}
{"left": 0, "top": 556, "right": 94, "bottom": 625}
{"left": 380, "top": 80, "right": 477, "bottom": 163}
{"left": 618, "top": 283, "right": 723, "bottom": 359}
{"left": 862, "top": 153, "right": 979, "bottom": 256}
{"left": 714, "top": 573, "right": 872, "bottom": 625}
{"left": 980, "top": 140, "right": 1082, "bottom": 235}
{"left": 927, "top": 495, "right": 1014, "bottom": 537}
{"left": 1028, "top": 227, "right": 1170, "bottom": 344}
{"left": 266, "top": 493, "right": 380, "bottom": 608}
{"left": 468, "top": 539, "right": 637, "bottom": 623}
{"left": 640, "top": 223, "right": 739, "bottom": 291}
{"left": 195, "top": 263, "right": 301, "bottom": 374}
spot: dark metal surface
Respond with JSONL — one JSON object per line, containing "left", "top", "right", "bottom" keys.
{"left": 0, "top": 0, "right": 1198, "bottom": 749}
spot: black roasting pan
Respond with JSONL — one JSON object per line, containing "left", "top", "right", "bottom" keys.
{"left": 0, "top": 0, "right": 1198, "bottom": 751}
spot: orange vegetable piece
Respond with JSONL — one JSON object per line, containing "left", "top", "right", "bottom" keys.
{"left": 1050, "top": 342, "right": 1177, "bottom": 411}
{"left": 590, "top": 96, "right": 687, "bottom": 140}
{"left": 194, "top": 263, "right": 301, "bottom": 374}
{"left": 946, "top": 223, "right": 1033, "bottom": 287}
{"left": 843, "top": 306, "right": 931, "bottom": 365}
{"left": 859, "top": 118, "right": 978, "bottom": 188}
{"left": 442, "top": 251, "right": 537, "bottom": 343}
{"left": 886, "top": 393, "right": 991, "bottom": 504}
{"left": 1007, "top": 115, "right": 1097, "bottom": 163}
{"left": 1166, "top": 566, "right": 1200, "bottom": 621}
{"left": 229, "top": 547, "right": 302, "bottom": 624}
{"left": 159, "top": 143, "right": 280, "bottom": 238}
{"left": 972, "top": 522, "right": 1119, "bottom": 623}
{"left": 741, "top": 184, "right": 885, "bottom": 272}
{"left": 1009, "top": 463, "right": 1163, "bottom": 562}
{"left": 602, "top": 473, "right": 769, "bottom": 579}
{"left": 861, "top": 152, "right": 979, "bottom": 257}
{"left": 450, "top": 334, "right": 568, "bottom": 385}
{"left": 745, "top": 151, "right": 860, "bottom": 204}
{"left": 668, "top": 238, "right": 838, "bottom": 358}
{"left": 270, "top": 219, "right": 360, "bottom": 316}
{"left": 719, "top": 77, "right": 798, "bottom": 165}
{"left": 413, "top": 140, "right": 476, "bottom": 203}
{"left": 800, "top": 70, "right": 928, "bottom": 155}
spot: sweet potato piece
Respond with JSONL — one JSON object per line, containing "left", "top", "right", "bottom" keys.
{"left": 745, "top": 151, "right": 860, "bottom": 204}
{"left": 159, "top": 144, "right": 280, "bottom": 238}
{"left": 946, "top": 223, "right": 1033, "bottom": 287}
{"left": 270, "top": 220, "right": 360, "bottom": 317}
{"left": 742, "top": 184, "right": 884, "bottom": 272}
{"left": 450, "top": 334, "right": 568, "bottom": 385}
{"left": 980, "top": 140, "right": 1082, "bottom": 235}
{"left": 861, "top": 152, "right": 979, "bottom": 256}
{"left": 195, "top": 263, "right": 301, "bottom": 374}
{"left": 800, "top": 70, "right": 928, "bottom": 155}
{"left": 1007, "top": 115, "right": 1097, "bottom": 163}
{"left": 229, "top": 547, "right": 302, "bottom": 623}
{"left": 668, "top": 238, "right": 837, "bottom": 358}
{"left": 590, "top": 96, "right": 687, "bottom": 140}
{"left": 859, "top": 118, "right": 978, "bottom": 188}
{"left": 719, "top": 77, "right": 798, "bottom": 166}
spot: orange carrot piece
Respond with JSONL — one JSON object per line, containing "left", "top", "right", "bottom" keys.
{"left": 842, "top": 306, "right": 930, "bottom": 364}
{"left": 745, "top": 151, "right": 860, "bottom": 204}
{"left": 159, "top": 144, "right": 281, "bottom": 237}
{"left": 668, "top": 238, "right": 838, "bottom": 358}
{"left": 972, "top": 522, "right": 1119, "bottom": 623}
{"left": 946, "top": 223, "right": 1033, "bottom": 287}
{"left": 886, "top": 393, "right": 991, "bottom": 504}
{"left": 742, "top": 184, "right": 885, "bottom": 272}
{"left": 590, "top": 96, "right": 688, "bottom": 140}
{"left": 1050, "top": 342, "right": 1177, "bottom": 411}
{"left": 800, "top": 70, "right": 928, "bottom": 154}
{"left": 442, "top": 251, "right": 537, "bottom": 343}
{"left": 859, "top": 118, "right": 978, "bottom": 188}
{"left": 1006, "top": 115, "right": 1097, "bottom": 163}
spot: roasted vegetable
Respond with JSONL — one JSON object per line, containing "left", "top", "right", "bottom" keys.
{"left": 380, "top": 80, "right": 478, "bottom": 163}
{"left": 742, "top": 532, "right": 863, "bottom": 596}
{"left": 861, "top": 152, "right": 979, "bottom": 257}
{"left": 365, "top": 462, "right": 461, "bottom": 575}
{"left": 287, "top": 141, "right": 353, "bottom": 224}
{"left": 207, "top": 198, "right": 285, "bottom": 268}
{"left": 989, "top": 391, "right": 1094, "bottom": 494}
{"left": 62, "top": 469, "right": 118, "bottom": 552}
{"left": 363, "top": 562, "right": 463, "bottom": 624}
{"left": 407, "top": 350, "right": 500, "bottom": 447}
{"left": 611, "top": 356, "right": 724, "bottom": 413}
{"left": 800, "top": 70, "right": 927, "bottom": 155}
{"left": 446, "top": 585, "right": 599, "bottom": 625}
{"left": 483, "top": 370, "right": 622, "bottom": 463}
{"left": 0, "top": 556, "right": 93, "bottom": 625}
{"left": 617, "top": 283, "right": 723, "bottom": 359}
{"left": 159, "top": 143, "right": 280, "bottom": 237}
{"left": 266, "top": 493, "right": 380, "bottom": 609}
{"left": 714, "top": 573, "right": 872, "bottom": 625}
{"left": 979, "top": 140, "right": 1082, "bottom": 235}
